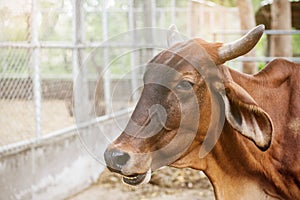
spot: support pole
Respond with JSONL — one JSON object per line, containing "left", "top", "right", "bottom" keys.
{"left": 237, "top": 0, "right": 257, "bottom": 74}
{"left": 30, "top": 1, "right": 41, "bottom": 198}
{"left": 31, "top": 0, "right": 41, "bottom": 141}
{"left": 102, "top": 2, "right": 111, "bottom": 114}
{"left": 128, "top": 0, "right": 138, "bottom": 103}
{"left": 143, "top": 0, "right": 155, "bottom": 59}
{"left": 170, "top": 0, "right": 176, "bottom": 25}
{"left": 73, "top": 0, "right": 89, "bottom": 122}
{"left": 151, "top": 0, "right": 156, "bottom": 56}
{"left": 270, "top": 0, "right": 292, "bottom": 57}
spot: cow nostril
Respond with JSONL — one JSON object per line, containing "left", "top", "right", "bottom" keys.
{"left": 105, "top": 148, "right": 130, "bottom": 171}
{"left": 113, "top": 151, "right": 130, "bottom": 166}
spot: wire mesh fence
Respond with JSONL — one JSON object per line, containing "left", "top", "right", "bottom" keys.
{"left": 2, "top": 0, "right": 298, "bottom": 148}
{"left": 0, "top": 48, "right": 74, "bottom": 145}
{"left": 5, "top": 0, "right": 297, "bottom": 148}
{"left": 0, "top": 0, "right": 193, "bottom": 147}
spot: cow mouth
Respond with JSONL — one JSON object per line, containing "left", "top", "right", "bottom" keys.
{"left": 122, "top": 169, "right": 152, "bottom": 186}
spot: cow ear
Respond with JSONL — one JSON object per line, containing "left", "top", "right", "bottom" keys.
{"left": 220, "top": 81, "right": 273, "bottom": 151}
{"left": 167, "top": 24, "right": 185, "bottom": 47}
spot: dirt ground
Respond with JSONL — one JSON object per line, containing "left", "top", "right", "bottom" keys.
{"left": 69, "top": 167, "right": 215, "bottom": 200}
{"left": 0, "top": 100, "right": 74, "bottom": 145}
{"left": 0, "top": 99, "right": 126, "bottom": 145}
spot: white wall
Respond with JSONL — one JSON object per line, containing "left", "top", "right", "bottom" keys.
{"left": 0, "top": 113, "right": 129, "bottom": 200}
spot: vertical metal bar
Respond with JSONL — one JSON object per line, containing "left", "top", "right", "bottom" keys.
{"left": 151, "top": 0, "right": 156, "bottom": 27}
{"left": 170, "top": 0, "right": 176, "bottom": 25}
{"left": 73, "top": 0, "right": 89, "bottom": 122}
{"left": 72, "top": 1, "right": 79, "bottom": 81}
{"left": 221, "top": 7, "right": 225, "bottom": 42}
{"left": 209, "top": 7, "right": 214, "bottom": 41}
{"left": 30, "top": 0, "right": 40, "bottom": 198}
{"left": 187, "top": 0, "right": 192, "bottom": 37}
{"left": 128, "top": 0, "right": 138, "bottom": 103}
{"left": 102, "top": 2, "right": 111, "bottom": 114}
{"left": 186, "top": 1, "right": 192, "bottom": 36}
{"left": 151, "top": 0, "right": 156, "bottom": 56}
{"left": 31, "top": 0, "right": 41, "bottom": 141}
{"left": 199, "top": 3, "right": 204, "bottom": 37}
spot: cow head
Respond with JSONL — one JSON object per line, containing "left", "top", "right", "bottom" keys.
{"left": 104, "top": 25, "right": 273, "bottom": 185}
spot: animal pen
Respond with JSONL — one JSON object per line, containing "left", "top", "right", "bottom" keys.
{"left": 0, "top": 0, "right": 299, "bottom": 199}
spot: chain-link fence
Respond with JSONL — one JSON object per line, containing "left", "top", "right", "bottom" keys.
{"left": 0, "top": 0, "right": 245, "bottom": 149}
{"left": 0, "top": 0, "right": 73, "bottom": 145}
{"left": 0, "top": 0, "right": 195, "bottom": 147}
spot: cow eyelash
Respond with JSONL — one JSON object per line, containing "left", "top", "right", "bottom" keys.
{"left": 175, "top": 80, "right": 194, "bottom": 90}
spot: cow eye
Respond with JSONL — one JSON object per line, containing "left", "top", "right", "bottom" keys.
{"left": 175, "top": 80, "right": 194, "bottom": 90}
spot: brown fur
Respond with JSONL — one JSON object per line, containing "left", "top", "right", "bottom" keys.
{"left": 105, "top": 38, "right": 300, "bottom": 200}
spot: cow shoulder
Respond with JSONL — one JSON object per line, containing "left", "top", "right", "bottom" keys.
{"left": 254, "top": 58, "right": 297, "bottom": 87}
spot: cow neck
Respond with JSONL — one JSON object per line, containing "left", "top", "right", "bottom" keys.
{"left": 213, "top": 64, "right": 296, "bottom": 199}
{"left": 204, "top": 121, "right": 272, "bottom": 200}
{"left": 201, "top": 66, "right": 266, "bottom": 199}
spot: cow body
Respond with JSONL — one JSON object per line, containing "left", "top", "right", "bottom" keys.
{"left": 181, "top": 59, "right": 300, "bottom": 199}
{"left": 240, "top": 59, "right": 300, "bottom": 199}
{"left": 104, "top": 26, "right": 300, "bottom": 200}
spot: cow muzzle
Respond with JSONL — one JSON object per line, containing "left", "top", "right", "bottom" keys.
{"left": 104, "top": 146, "right": 152, "bottom": 186}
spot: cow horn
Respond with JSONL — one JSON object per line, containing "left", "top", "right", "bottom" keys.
{"left": 218, "top": 25, "right": 265, "bottom": 63}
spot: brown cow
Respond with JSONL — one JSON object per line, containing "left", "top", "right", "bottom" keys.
{"left": 104, "top": 25, "right": 300, "bottom": 200}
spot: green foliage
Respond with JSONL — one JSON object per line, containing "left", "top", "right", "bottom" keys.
{"left": 108, "top": 12, "right": 128, "bottom": 37}
{"left": 258, "top": 62, "right": 266, "bottom": 71}
{"left": 86, "top": 13, "right": 103, "bottom": 41}
{"left": 292, "top": 33, "right": 300, "bottom": 56}
{"left": 1, "top": 0, "right": 299, "bottom": 77}
{"left": 41, "top": 49, "right": 72, "bottom": 75}
{"left": 252, "top": 0, "right": 264, "bottom": 12}
{"left": 175, "top": 0, "right": 188, "bottom": 7}
{"left": 0, "top": 9, "right": 29, "bottom": 41}
{"left": 0, "top": 49, "right": 30, "bottom": 74}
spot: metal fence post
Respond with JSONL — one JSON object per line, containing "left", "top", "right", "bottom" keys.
{"left": 102, "top": 2, "right": 111, "bottom": 114}
{"left": 73, "top": 0, "right": 89, "bottom": 122}
{"left": 30, "top": 0, "right": 41, "bottom": 141}
{"left": 30, "top": 0, "right": 41, "bottom": 198}
{"left": 128, "top": 0, "right": 138, "bottom": 103}
{"left": 170, "top": 0, "right": 176, "bottom": 25}
{"left": 151, "top": 0, "right": 156, "bottom": 57}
